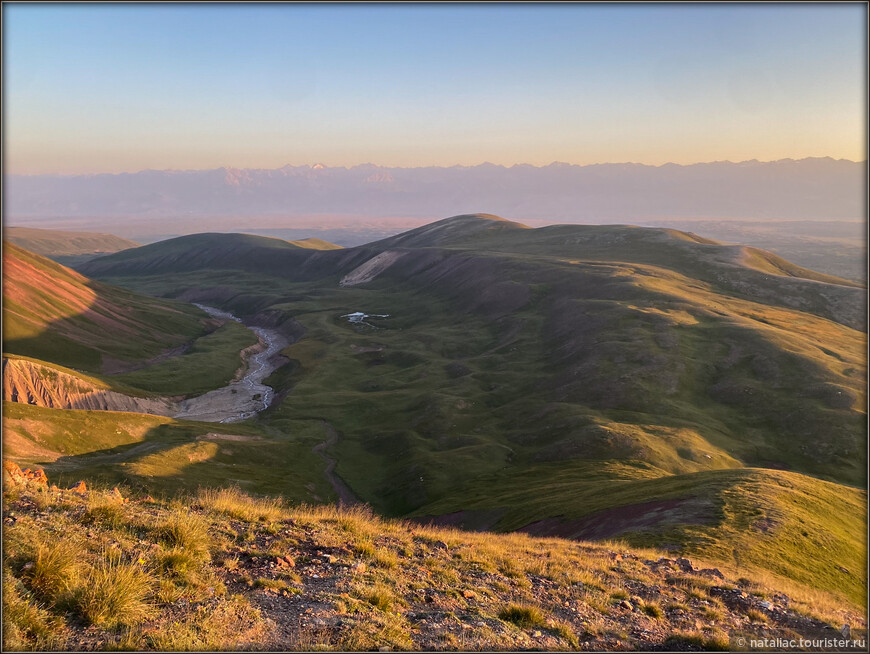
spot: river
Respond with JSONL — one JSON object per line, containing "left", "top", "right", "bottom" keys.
{"left": 173, "top": 304, "right": 289, "bottom": 423}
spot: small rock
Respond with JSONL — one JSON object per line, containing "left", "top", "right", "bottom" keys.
{"left": 698, "top": 567, "right": 725, "bottom": 579}
{"left": 379, "top": 647, "right": 391, "bottom": 652}
{"left": 462, "top": 590, "right": 476, "bottom": 599}
{"left": 109, "top": 487, "right": 126, "bottom": 503}
{"left": 759, "top": 601, "right": 773, "bottom": 610}
{"left": 424, "top": 594, "right": 435, "bottom": 603}
{"left": 68, "top": 481, "right": 87, "bottom": 495}
{"left": 325, "top": 554, "right": 337, "bottom": 564}
{"left": 675, "top": 558, "right": 694, "bottom": 573}
{"left": 351, "top": 561, "right": 366, "bottom": 574}
{"left": 619, "top": 600, "right": 633, "bottom": 611}
{"left": 432, "top": 540, "right": 449, "bottom": 551}
{"left": 532, "top": 631, "right": 542, "bottom": 638}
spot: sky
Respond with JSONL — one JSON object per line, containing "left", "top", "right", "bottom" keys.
{"left": 3, "top": 2, "right": 867, "bottom": 174}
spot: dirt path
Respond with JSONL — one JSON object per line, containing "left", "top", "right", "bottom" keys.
{"left": 312, "top": 422, "right": 360, "bottom": 506}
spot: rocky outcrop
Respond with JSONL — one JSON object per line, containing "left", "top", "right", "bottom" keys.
{"left": 2, "top": 357, "right": 176, "bottom": 416}
{"left": 3, "top": 460, "right": 49, "bottom": 488}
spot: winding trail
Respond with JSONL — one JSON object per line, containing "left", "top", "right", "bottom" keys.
{"left": 312, "top": 421, "right": 361, "bottom": 506}
{"left": 173, "top": 305, "right": 289, "bottom": 423}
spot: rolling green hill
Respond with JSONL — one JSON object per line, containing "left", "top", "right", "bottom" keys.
{"left": 3, "top": 243, "right": 216, "bottom": 373}
{"left": 8, "top": 215, "right": 867, "bottom": 610}
{"left": 4, "top": 226, "right": 140, "bottom": 267}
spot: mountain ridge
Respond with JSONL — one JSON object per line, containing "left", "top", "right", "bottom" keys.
{"left": 7, "top": 158, "right": 864, "bottom": 221}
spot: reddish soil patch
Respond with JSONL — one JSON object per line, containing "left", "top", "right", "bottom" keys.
{"left": 518, "top": 497, "right": 715, "bottom": 541}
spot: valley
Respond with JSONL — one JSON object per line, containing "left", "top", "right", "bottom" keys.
{"left": 173, "top": 305, "right": 289, "bottom": 424}
{"left": 2, "top": 214, "right": 867, "bottom": 648}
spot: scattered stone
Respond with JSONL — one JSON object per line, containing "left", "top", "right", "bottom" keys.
{"left": 533, "top": 631, "right": 542, "bottom": 638}
{"left": 325, "top": 554, "right": 337, "bottom": 564}
{"left": 619, "top": 600, "right": 633, "bottom": 611}
{"left": 351, "top": 561, "right": 366, "bottom": 574}
{"left": 109, "top": 487, "right": 126, "bottom": 503}
{"left": 432, "top": 540, "right": 449, "bottom": 551}
{"left": 675, "top": 558, "right": 694, "bottom": 572}
{"left": 462, "top": 590, "right": 476, "bottom": 599}
{"left": 68, "top": 481, "right": 87, "bottom": 495}
{"left": 276, "top": 555, "right": 295, "bottom": 568}
{"left": 378, "top": 647, "right": 391, "bottom": 652}
{"left": 697, "top": 567, "right": 725, "bottom": 579}
{"left": 759, "top": 601, "right": 773, "bottom": 610}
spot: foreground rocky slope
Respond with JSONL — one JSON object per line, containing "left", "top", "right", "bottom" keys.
{"left": 3, "top": 469, "right": 865, "bottom": 651}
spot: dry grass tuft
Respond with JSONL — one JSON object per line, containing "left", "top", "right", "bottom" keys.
{"left": 198, "top": 486, "right": 287, "bottom": 522}
{"left": 153, "top": 511, "right": 211, "bottom": 559}
{"left": 20, "top": 541, "right": 80, "bottom": 603}
{"left": 498, "top": 603, "right": 548, "bottom": 629}
{"left": 73, "top": 553, "right": 154, "bottom": 628}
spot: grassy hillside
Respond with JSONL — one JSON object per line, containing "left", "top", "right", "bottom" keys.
{"left": 287, "top": 237, "right": 343, "bottom": 250}
{"left": 3, "top": 482, "right": 865, "bottom": 651}
{"left": 9, "top": 216, "right": 866, "bottom": 629}
{"left": 4, "top": 226, "right": 140, "bottom": 267}
{"left": 109, "top": 321, "right": 258, "bottom": 396}
{"left": 81, "top": 216, "right": 866, "bottom": 331}
{"left": 413, "top": 465, "right": 867, "bottom": 608}
{"left": 3, "top": 402, "right": 333, "bottom": 502}
{"left": 3, "top": 243, "right": 211, "bottom": 373}
{"left": 78, "top": 232, "right": 346, "bottom": 280}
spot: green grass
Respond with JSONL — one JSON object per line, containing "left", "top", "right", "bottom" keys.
{"left": 498, "top": 603, "right": 548, "bottom": 629}
{"left": 10, "top": 221, "right": 866, "bottom": 622}
{"left": 73, "top": 554, "right": 154, "bottom": 628}
{"left": 5, "top": 403, "right": 333, "bottom": 503}
{"left": 197, "top": 486, "right": 287, "bottom": 522}
{"left": 414, "top": 465, "right": 867, "bottom": 607}
{"left": 111, "top": 322, "right": 258, "bottom": 396}
{"left": 81, "top": 253, "right": 866, "bottom": 609}
{"left": 153, "top": 512, "right": 211, "bottom": 560}
{"left": 4, "top": 242, "right": 210, "bottom": 373}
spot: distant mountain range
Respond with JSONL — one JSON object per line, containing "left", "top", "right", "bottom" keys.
{"left": 5, "top": 158, "right": 865, "bottom": 221}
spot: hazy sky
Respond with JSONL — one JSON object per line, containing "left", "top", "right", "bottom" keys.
{"left": 4, "top": 3, "right": 867, "bottom": 174}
